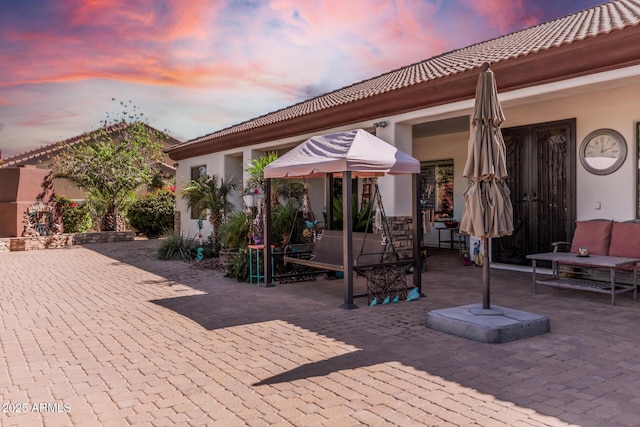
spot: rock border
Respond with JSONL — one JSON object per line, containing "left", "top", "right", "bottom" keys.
{"left": 0, "top": 231, "right": 135, "bottom": 253}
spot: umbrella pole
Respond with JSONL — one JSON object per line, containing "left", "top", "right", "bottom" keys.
{"left": 482, "top": 237, "right": 490, "bottom": 309}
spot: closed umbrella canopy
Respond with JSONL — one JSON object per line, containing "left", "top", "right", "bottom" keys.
{"left": 460, "top": 64, "right": 514, "bottom": 239}
{"left": 459, "top": 63, "right": 514, "bottom": 311}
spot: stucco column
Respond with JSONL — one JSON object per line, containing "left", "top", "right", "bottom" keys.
{"left": 375, "top": 122, "right": 414, "bottom": 217}
{"left": 376, "top": 122, "right": 422, "bottom": 293}
{"left": 242, "top": 149, "right": 255, "bottom": 189}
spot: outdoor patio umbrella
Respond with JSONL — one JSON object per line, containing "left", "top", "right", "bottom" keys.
{"left": 459, "top": 62, "right": 514, "bottom": 310}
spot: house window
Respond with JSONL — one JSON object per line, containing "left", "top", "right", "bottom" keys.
{"left": 190, "top": 165, "right": 207, "bottom": 220}
{"left": 420, "top": 160, "right": 454, "bottom": 219}
{"left": 191, "top": 165, "right": 207, "bottom": 181}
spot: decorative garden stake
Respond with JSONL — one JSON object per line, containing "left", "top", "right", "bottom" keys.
{"left": 197, "top": 218, "right": 204, "bottom": 260}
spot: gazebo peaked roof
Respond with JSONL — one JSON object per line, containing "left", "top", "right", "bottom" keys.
{"left": 261, "top": 129, "right": 421, "bottom": 309}
{"left": 264, "top": 129, "right": 420, "bottom": 178}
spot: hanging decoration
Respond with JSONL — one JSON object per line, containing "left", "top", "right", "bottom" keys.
{"left": 420, "top": 182, "right": 435, "bottom": 233}
{"left": 196, "top": 218, "right": 204, "bottom": 260}
{"left": 373, "top": 179, "right": 383, "bottom": 233}
{"left": 302, "top": 184, "right": 310, "bottom": 219}
{"left": 254, "top": 189, "right": 264, "bottom": 245}
{"left": 301, "top": 184, "right": 319, "bottom": 243}
{"left": 246, "top": 188, "right": 264, "bottom": 245}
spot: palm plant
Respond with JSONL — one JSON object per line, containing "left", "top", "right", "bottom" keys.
{"left": 245, "top": 152, "right": 304, "bottom": 203}
{"left": 333, "top": 194, "right": 373, "bottom": 232}
{"left": 182, "top": 174, "right": 240, "bottom": 254}
{"left": 219, "top": 210, "right": 251, "bottom": 249}
{"left": 271, "top": 197, "right": 302, "bottom": 247}
{"left": 244, "top": 152, "right": 306, "bottom": 247}
{"left": 245, "top": 152, "right": 279, "bottom": 194}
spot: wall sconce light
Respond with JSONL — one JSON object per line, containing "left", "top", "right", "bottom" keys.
{"left": 373, "top": 121, "right": 387, "bottom": 129}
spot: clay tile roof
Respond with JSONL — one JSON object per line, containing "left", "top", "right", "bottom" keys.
{"left": 168, "top": 0, "right": 640, "bottom": 153}
{"left": 1, "top": 123, "right": 180, "bottom": 169}
{"left": 0, "top": 123, "right": 127, "bottom": 169}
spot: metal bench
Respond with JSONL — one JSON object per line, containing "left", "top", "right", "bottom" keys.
{"left": 283, "top": 230, "right": 387, "bottom": 271}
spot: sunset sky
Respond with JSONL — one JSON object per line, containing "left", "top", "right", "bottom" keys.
{"left": 0, "top": 0, "right": 607, "bottom": 158}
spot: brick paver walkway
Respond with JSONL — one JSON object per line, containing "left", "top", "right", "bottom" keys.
{"left": 2, "top": 239, "right": 640, "bottom": 426}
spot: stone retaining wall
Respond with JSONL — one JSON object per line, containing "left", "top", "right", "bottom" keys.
{"left": 0, "top": 231, "right": 134, "bottom": 253}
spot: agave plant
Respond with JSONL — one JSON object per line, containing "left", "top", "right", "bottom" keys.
{"left": 157, "top": 232, "right": 199, "bottom": 261}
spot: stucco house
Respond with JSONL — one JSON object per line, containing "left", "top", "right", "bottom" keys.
{"left": 166, "top": 0, "right": 640, "bottom": 266}
{"left": 0, "top": 122, "right": 180, "bottom": 200}
{"left": 0, "top": 123, "right": 180, "bottom": 237}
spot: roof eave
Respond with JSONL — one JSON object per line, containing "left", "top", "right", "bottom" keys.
{"left": 167, "top": 24, "right": 640, "bottom": 161}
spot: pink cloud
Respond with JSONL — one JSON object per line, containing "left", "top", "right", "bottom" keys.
{"left": 205, "top": 0, "right": 453, "bottom": 101}
{"left": 161, "top": 0, "right": 216, "bottom": 41}
{"left": 16, "top": 109, "right": 81, "bottom": 127}
{"left": 457, "top": 0, "right": 543, "bottom": 34}
{"left": 61, "top": 0, "right": 217, "bottom": 43}
{"left": 0, "top": 0, "right": 231, "bottom": 88}
{"left": 64, "top": 0, "right": 153, "bottom": 27}
{"left": 1, "top": 0, "right": 541, "bottom": 96}
{"left": 267, "top": 0, "right": 450, "bottom": 69}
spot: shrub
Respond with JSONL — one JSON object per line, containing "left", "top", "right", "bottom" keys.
{"left": 225, "top": 248, "right": 251, "bottom": 282}
{"left": 128, "top": 186, "right": 175, "bottom": 237}
{"left": 55, "top": 195, "right": 92, "bottom": 233}
{"left": 219, "top": 210, "right": 251, "bottom": 249}
{"left": 157, "top": 231, "right": 216, "bottom": 261}
{"left": 200, "top": 233, "right": 218, "bottom": 258}
{"left": 272, "top": 198, "right": 302, "bottom": 247}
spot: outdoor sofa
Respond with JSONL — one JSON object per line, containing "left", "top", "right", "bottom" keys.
{"left": 550, "top": 219, "right": 640, "bottom": 291}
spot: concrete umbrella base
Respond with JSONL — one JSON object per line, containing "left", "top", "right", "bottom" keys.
{"left": 427, "top": 303, "right": 550, "bottom": 343}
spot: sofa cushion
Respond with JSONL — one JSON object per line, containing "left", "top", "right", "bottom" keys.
{"left": 609, "top": 222, "right": 640, "bottom": 271}
{"left": 570, "top": 220, "right": 613, "bottom": 256}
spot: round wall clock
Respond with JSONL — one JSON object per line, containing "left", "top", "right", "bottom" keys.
{"left": 579, "top": 128, "right": 627, "bottom": 175}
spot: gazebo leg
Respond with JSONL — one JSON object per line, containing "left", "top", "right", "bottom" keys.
{"left": 412, "top": 173, "right": 423, "bottom": 295}
{"left": 340, "top": 171, "right": 358, "bottom": 309}
{"left": 263, "top": 178, "right": 274, "bottom": 287}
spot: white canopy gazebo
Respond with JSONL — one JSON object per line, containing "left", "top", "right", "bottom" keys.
{"left": 263, "top": 129, "right": 421, "bottom": 308}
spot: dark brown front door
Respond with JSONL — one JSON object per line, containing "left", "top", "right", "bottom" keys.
{"left": 493, "top": 119, "right": 576, "bottom": 265}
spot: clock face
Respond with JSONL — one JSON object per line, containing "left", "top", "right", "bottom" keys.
{"left": 579, "top": 129, "right": 627, "bottom": 175}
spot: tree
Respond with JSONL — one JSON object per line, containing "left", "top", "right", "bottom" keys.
{"left": 182, "top": 174, "right": 240, "bottom": 254}
{"left": 56, "top": 100, "right": 166, "bottom": 231}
